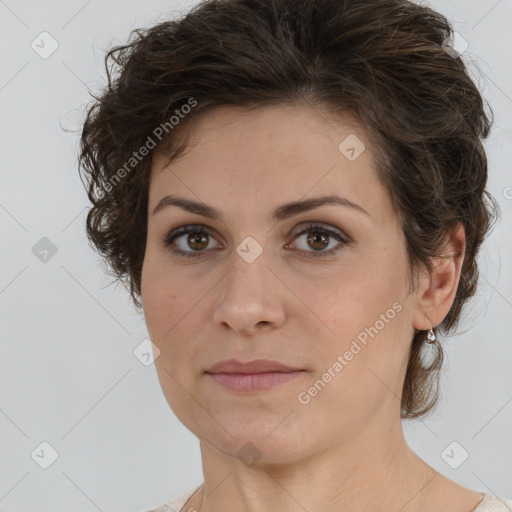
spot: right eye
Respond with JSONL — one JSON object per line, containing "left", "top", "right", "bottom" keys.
{"left": 162, "top": 224, "right": 222, "bottom": 258}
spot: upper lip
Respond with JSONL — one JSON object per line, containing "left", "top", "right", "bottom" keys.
{"left": 206, "top": 358, "right": 303, "bottom": 374}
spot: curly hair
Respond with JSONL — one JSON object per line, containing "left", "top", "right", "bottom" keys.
{"left": 78, "top": 0, "right": 500, "bottom": 419}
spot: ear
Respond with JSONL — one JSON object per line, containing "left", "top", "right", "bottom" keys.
{"left": 412, "top": 222, "right": 466, "bottom": 331}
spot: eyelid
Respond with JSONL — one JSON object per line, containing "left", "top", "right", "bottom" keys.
{"left": 288, "top": 222, "right": 347, "bottom": 240}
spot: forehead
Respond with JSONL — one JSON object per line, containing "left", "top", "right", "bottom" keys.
{"left": 149, "top": 104, "right": 393, "bottom": 227}
{"left": 152, "top": 104, "right": 368, "bottom": 179}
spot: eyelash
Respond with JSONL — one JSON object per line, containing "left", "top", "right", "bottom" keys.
{"left": 162, "top": 223, "right": 348, "bottom": 259}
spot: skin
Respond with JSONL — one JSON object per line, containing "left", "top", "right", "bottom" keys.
{"left": 141, "top": 104, "right": 482, "bottom": 512}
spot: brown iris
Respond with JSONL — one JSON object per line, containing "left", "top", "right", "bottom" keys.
{"left": 307, "top": 231, "right": 329, "bottom": 251}
{"left": 188, "top": 232, "right": 209, "bottom": 251}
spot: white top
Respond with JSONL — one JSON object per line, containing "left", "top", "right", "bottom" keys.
{"left": 144, "top": 485, "right": 512, "bottom": 512}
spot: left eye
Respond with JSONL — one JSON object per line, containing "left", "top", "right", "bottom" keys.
{"left": 287, "top": 224, "right": 347, "bottom": 257}
{"left": 162, "top": 223, "right": 347, "bottom": 258}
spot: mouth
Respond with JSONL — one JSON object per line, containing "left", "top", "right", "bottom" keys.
{"left": 205, "top": 358, "right": 306, "bottom": 393}
{"left": 207, "top": 371, "right": 305, "bottom": 392}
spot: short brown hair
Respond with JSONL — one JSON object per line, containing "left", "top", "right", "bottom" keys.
{"left": 78, "top": 0, "right": 500, "bottom": 419}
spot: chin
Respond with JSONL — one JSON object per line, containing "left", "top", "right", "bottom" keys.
{"left": 195, "top": 412, "right": 315, "bottom": 466}
{"left": 209, "top": 434, "right": 311, "bottom": 468}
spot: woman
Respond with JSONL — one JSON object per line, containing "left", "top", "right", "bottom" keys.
{"left": 78, "top": 0, "right": 511, "bottom": 510}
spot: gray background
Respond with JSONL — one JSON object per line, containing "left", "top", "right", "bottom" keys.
{"left": 0, "top": 1, "right": 511, "bottom": 511}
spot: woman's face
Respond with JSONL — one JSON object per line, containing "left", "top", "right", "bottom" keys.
{"left": 141, "top": 104, "right": 421, "bottom": 464}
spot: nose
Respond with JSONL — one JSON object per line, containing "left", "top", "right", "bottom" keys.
{"left": 212, "top": 250, "right": 286, "bottom": 336}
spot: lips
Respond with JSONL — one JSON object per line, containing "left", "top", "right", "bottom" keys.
{"left": 206, "top": 358, "right": 302, "bottom": 374}
{"left": 205, "top": 358, "right": 306, "bottom": 393}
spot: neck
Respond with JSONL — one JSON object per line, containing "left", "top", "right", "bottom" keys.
{"left": 189, "top": 417, "right": 437, "bottom": 512}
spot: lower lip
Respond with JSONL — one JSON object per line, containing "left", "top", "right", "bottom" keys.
{"left": 207, "top": 371, "right": 305, "bottom": 392}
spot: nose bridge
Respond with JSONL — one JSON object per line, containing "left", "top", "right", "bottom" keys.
{"left": 226, "top": 240, "right": 269, "bottom": 298}
{"left": 212, "top": 240, "right": 285, "bottom": 332}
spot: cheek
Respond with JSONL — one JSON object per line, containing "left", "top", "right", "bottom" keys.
{"left": 298, "top": 262, "right": 409, "bottom": 384}
{"left": 141, "top": 254, "right": 187, "bottom": 330}
{"left": 141, "top": 261, "right": 204, "bottom": 370}
{"left": 141, "top": 277, "right": 172, "bottom": 338}
{"left": 298, "top": 267, "right": 393, "bottom": 337}
{"left": 142, "top": 269, "right": 201, "bottom": 418}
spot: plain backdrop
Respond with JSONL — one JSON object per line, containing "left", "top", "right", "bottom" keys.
{"left": 0, "top": 1, "right": 511, "bottom": 511}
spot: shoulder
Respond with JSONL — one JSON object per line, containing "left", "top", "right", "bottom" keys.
{"left": 472, "top": 494, "right": 512, "bottom": 511}
{"left": 143, "top": 484, "right": 202, "bottom": 512}
{"left": 422, "top": 472, "right": 511, "bottom": 512}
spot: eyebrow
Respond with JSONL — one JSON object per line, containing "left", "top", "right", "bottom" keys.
{"left": 152, "top": 193, "right": 370, "bottom": 222}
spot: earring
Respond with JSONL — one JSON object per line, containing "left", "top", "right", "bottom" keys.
{"left": 427, "top": 328, "right": 436, "bottom": 344}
